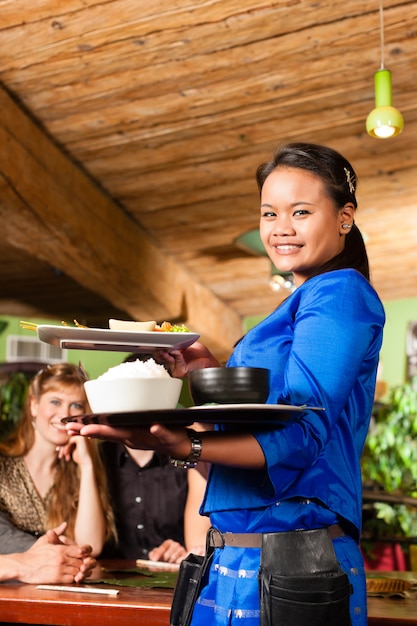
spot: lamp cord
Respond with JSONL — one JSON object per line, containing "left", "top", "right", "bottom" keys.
{"left": 379, "top": 0, "right": 385, "bottom": 69}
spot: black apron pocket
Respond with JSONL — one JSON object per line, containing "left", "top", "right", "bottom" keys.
{"left": 170, "top": 528, "right": 216, "bottom": 626}
{"left": 259, "top": 528, "right": 352, "bottom": 626}
{"left": 259, "top": 568, "right": 352, "bottom": 626}
{"left": 170, "top": 553, "right": 206, "bottom": 626}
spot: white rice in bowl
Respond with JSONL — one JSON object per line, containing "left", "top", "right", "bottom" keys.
{"left": 84, "top": 359, "right": 182, "bottom": 412}
{"left": 97, "top": 358, "right": 170, "bottom": 380}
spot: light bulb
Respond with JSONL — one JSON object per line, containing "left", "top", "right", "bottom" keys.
{"left": 366, "top": 69, "right": 403, "bottom": 138}
{"left": 269, "top": 266, "right": 296, "bottom": 293}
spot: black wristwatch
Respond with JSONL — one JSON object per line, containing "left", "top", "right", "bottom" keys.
{"left": 170, "top": 433, "right": 203, "bottom": 469}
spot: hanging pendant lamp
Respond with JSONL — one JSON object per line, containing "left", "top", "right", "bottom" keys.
{"left": 366, "top": 0, "right": 404, "bottom": 138}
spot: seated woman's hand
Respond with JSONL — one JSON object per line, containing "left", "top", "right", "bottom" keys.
{"left": 56, "top": 435, "right": 93, "bottom": 467}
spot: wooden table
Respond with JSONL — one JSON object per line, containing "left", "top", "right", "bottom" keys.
{"left": 368, "top": 595, "right": 417, "bottom": 626}
{"left": 0, "top": 560, "right": 173, "bottom": 625}
{"left": 1, "top": 563, "right": 416, "bottom": 626}
{"left": 0, "top": 581, "right": 172, "bottom": 625}
{"left": 367, "top": 571, "right": 417, "bottom": 626}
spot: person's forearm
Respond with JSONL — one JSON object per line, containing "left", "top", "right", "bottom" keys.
{"left": 66, "top": 424, "right": 267, "bottom": 470}
{"left": 0, "top": 553, "right": 22, "bottom": 581}
{"left": 184, "top": 469, "right": 210, "bottom": 553}
{"left": 74, "top": 465, "right": 106, "bottom": 556}
{"left": 173, "top": 430, "right": 266, "bottom": 469}
{"left": 0, "top": 552, "right": 41, "bottom": 583}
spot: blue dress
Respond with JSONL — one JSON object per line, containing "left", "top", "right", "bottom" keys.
{"left": 191, "top": 269, "right": 385, "bottom": 626}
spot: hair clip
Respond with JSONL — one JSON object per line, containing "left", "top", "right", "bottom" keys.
{"left": 78, "top": 361, "right": 89, "bottom": 380}
{"left": 36, "top": 363, "right": 52, "bottom": 377}
{"left": 344, "top": 167, "right": 356, "bottom": 194}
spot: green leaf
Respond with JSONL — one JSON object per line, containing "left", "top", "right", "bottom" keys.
{"left": 91, "top": 573, "right": 177, "bottom": 589}
{"left": 361, "top": 376, "right": 417, "bottom": 537}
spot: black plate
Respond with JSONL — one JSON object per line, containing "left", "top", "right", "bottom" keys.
{"left": 62, "top": 404, "right": 325, "bottom": 427}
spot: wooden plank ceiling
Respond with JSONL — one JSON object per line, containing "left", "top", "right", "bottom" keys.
{"left": 0, "top": 0, "right": 416, "bottom": 360}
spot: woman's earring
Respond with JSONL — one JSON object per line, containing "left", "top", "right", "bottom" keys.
{"left": 342, "top": 224, "right": 352, "bottom": 230}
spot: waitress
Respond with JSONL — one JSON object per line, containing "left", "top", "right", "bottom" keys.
{"left": 67, "top": 142, "right": 385, "bottom": 626}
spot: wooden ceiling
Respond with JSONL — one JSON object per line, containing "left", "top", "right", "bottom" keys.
{"left": 0, "top": 0, "right": 416, "bottom": 360}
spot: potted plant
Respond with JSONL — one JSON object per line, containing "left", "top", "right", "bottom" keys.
{"left": 0, "top": 362, "right": 49, "bottom": 440}
{"left": 361, "top": 376, "right": 417, "bottom": 570}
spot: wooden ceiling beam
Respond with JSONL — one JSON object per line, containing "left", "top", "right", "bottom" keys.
{"left": 0, "top": 85, "right": 241, "bottom": 360}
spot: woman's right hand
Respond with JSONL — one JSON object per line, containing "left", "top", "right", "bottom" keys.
{"left": 148, "top": 539, "right": 188, "bottom": 564}
{"left": 56, "top": 433, "right": 94, "bottom": 467}
{"left": 156, "top": 341, "right": 221, "bottom": 378}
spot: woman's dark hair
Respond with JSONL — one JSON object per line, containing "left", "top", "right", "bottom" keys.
{"left": 256, "top": 142, "right": 370, "bottom": 281}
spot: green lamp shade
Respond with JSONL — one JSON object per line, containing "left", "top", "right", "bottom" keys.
{"left": 366, "top": 69, "right": 404, "bottom": 138}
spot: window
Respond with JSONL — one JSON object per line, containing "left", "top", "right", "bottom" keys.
{"left": 6, "top": 335, "right": 67, "bottom": 363}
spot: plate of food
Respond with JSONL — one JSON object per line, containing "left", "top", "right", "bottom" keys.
{"left": 30, "top": 319, "right": 200, "bottom": 353}
{"left": 62, "top": 404, "right": 325, "bottom": 427}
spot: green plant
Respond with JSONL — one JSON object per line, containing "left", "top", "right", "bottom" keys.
{"left": 0, "top": 371, "right": 29, "bottom": 440}
{"left": 361, "top": 376, "right": 417, "bottom": 539}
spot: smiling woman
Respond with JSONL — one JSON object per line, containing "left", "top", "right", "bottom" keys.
{"left": 259, "top": 168, "right": 354, "bottom": 285}
{"left": 65, "top": 143, "right": 386, "bottom": 626}
{"left": 256, "top": 141, "right": 369, "bottom": 287}
{"left": 0, "top": 363, "right": 116, "bottom": 557}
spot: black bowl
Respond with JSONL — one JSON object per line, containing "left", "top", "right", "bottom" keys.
{"left": 188, "top": 367, "right": 270, "bottom": 405}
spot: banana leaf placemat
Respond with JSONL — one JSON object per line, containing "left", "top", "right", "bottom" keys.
{"left": 89, "top": 565, "right": 177, "bottom": 589}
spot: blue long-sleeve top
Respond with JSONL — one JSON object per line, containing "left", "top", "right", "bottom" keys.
{"left": 200, "top": 269, "right": 385, "bottom": 541}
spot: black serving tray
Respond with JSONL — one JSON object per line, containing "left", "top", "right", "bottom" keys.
{"left": 62, "top": 404, "right": 325, "bottom": 427}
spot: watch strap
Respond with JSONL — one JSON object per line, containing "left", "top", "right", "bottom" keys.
{"left": 170, "top": 433, "right": 202, "bottom": 469}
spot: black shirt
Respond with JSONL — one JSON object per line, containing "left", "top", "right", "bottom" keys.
{"left": 101, "top": 442, "right": 188, "bottom": 559}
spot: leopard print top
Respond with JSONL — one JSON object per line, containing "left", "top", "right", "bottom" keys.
{"left": 0, "top": 454, "right": 52, "bottom": 536}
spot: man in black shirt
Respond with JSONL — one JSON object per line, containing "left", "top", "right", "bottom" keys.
{"left": 101, "top": 442, "right": 209, "bottom": 562}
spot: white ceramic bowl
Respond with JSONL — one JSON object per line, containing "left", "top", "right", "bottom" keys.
{"left": 84, "top": 377, "right": 183, "bottom": 413}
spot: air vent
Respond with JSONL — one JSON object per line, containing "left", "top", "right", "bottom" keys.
{"left": 6, "top": 335, "right": 67, "bottom": 363}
